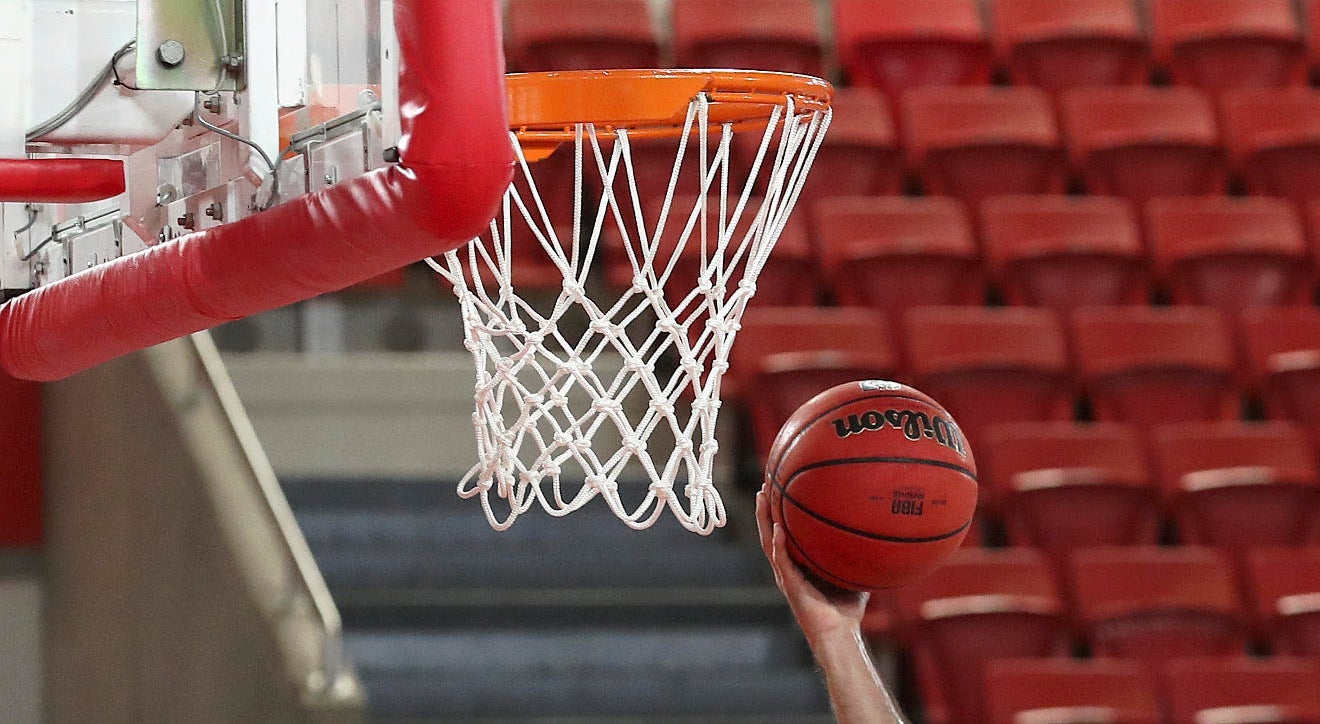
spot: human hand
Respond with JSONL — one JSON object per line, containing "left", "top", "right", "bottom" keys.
{"left": 756, "top": 482, "right": 869, "bottom": 645}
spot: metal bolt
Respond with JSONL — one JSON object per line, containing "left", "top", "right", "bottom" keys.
{"left": 202, "top": 94, "right": 223, "bottom": 114}
{"left": 155, "top": 184, "right": 178, "bottom": 206}
{"left": 323, "top": 167, "right": 338, "bottom": 186}
{"left": 204, "top": 202, "right": 224, "bottom": 222}
{"left": 177, "top": 212, "right": 195, "bottom": 231}
{"left": 156, "top": 39, "right": 186, "bottom": 68}
{"left": 382, "top": 147, "right": 400, "bottom": 164}
{"left": 220, "top": 54, "right": 244, "bottom": 76}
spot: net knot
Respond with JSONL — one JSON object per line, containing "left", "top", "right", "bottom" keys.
{"left": 589, "top": 318, "right": 623, "bottom": 337}
{"left": 648, "top": 398, "right": 675, "bottom": 416}
{"left": 562, "top": 279, "right": 587, "bottom": 300}
{"left": 656, "top": 317, "right": 682, "bottom": 336}
{"left": 649, "top": 481, "right": 672, "bottom": 498}
{"left": 737, "top": 278, "right": 758, "bottom": 295}
{"left": 700, "top": 439, "right": 720, "bottom": 456}
{"left": 624, "top": 356, "right": 655, "bottom": 374}
{"left": 678, "top": 357, "right": 703, "bottom": 379}
{"left": 587, "top": 475, "right": 617, "bottom": 495}
{"left": 622, "top": 434, "right": 646, "bottom": 455}
{"left": 709, "top": 359, "right": 730, "bottom": 376}
{"left": 592, "top": 397, "right": 624, "bottom": 414}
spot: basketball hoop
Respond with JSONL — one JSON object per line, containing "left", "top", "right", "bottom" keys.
{"left": 429, "top": 69, "right": 833, "bottom": 534}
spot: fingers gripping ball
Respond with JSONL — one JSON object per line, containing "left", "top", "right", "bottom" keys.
{"left": 766, "top": 380, "right": 978, "bottom": 591}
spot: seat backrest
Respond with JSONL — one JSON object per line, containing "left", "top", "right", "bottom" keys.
{"left": 814, "top": 196, "right": 975, "bottom": 278}
{"left": 905, "top": 86, "right": 1059, "bottom": 161}
{"left": 506, "top": 0, "right": 658, "bottom": 71}
{"left": 1061, "top": 86, "right": 1219, "bottom": 163}
{"left": 671, "top": 0, "right": 822, "bottom": 75}
{"left": 794, "top": 87, "right": 901, "bottom": 200}
{"left": 985, "top": 657, "right": 1162, "bottom": 724}
{"left": 1069, "top": 546, "right": 1246, "bottom": 662}
{"left": 1244, "top": 546, "right": 1320, "bottom": 654}
{"left": 1161, "top": 656, "right": 1320, "bottom": 724}
{"left": 833, "top": 0, "right": 990, "bottom": 93}
{"left": 991, "top": 0, "right": 1149, "bottom": 91}
{"left": 1220, "top": 88, "right": 1320, "bottom": 202}
{"left": 1239, "top": 306, "right": 1320, "bottom": 385}
{"left": 1151, "top": 0, "right": 1306, "bottom": 91}
{"left": 906, "top": 306, "right": 1068, "bottom": 378}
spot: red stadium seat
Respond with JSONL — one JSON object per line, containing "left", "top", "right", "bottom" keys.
{"left": 603, "top": 195, "right": 817, "bottom": 308}
{"left": 1244, "top": 547, "right": 1320, "bottom": 655}
{"left": 1239, "top": 307, "right": 1320, "bottom": 437}
{"left": 671, "top": 0, "right": 823, "bottom": 76}
{"left": 1071, "top": 306, "right": 1239, "bottom": 433}
{"left": 981, "top": 195, "right": 1148, "bottom": 314}
{"left": 904, "top": 86, "right": 1065, "bottom": 208}
{"left": 1309, "top": 0, "right": 1320, "bottom": 79}
{"left": 1161, "top": 656, "right": 1320, "bottom": 724}
{"left": 731, "top": 307, "right": 901, "bottom": 459}
{"left": 1153, "top": 422, "right": 1320, "bottom": 551}
{"left": 982, "top": 422, "right": 1159, "bottom": 556}
{"left": 992, "top": 0, "right": 1150, "bottom": 93}
{"left": 1061, "top": 87, "right": 1225, "bottom": 205}
{"left": 833, "top": 0, "right": 991, "bottom": 98}
{"left": 984, "top": 658, "right": 1162, "bottom": 724}
{"left": 1146, "top": 196, "right": 1312, "bottom": 312}
{"left": 905, "top": 306, "right": 1072, "bottom": 446}
{"left": 1151, "top": 0, "right": 1306, "bottom": 93}
{"left": 814, "top": 196, "right": 982, "bottom": 318}
{"left": 793, "top": 88, "right": 902, "bottom": 204}
{"left": 505, "top": 0, "right": 659, "bottom": 71}
{"left": 1221, "top": 88, "right": 1320, "bottom": 206}
{"left": 1069, "top": 547, "right": 1248, "bottom": 667}
{"left": 894, "top": 548, "right": 1071, "bottom": 724}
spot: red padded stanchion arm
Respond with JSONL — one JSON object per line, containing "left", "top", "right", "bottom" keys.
{"left": 0, "top": 158, "right": 126, "bottom": 203}
{"left": 0, "top": 0, "right": 514, "bottom": 381}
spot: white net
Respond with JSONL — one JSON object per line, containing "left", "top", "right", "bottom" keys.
{"left": 429, "top": 91, "right": 830, "bottom": 534}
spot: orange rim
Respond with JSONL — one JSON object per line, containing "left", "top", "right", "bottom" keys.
{"left": 506, "top": 69, "right": 833, "bottom": 160}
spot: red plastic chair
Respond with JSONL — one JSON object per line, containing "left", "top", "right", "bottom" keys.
{"left": 984, "top": 657, "right": 1162, "bottom": 724}
{"left": 505, "top": 0, "right": 659, "bottom": 71}
{"left": 792, "top": 88, "right": 902, "bottom": 205}
{"left": 1146, "top": 196, "right": 1312, "bottom": 312}
{"left": 1071, "top": 306, "right": 1239, "bottom": 433}
{"left": 671, "top": 0, "right": 823, "bottom": 76}
{"left": 1239, "top": 307, "right": 1320, "bottom": 437}
{"left": 1151, "top": 0, "right": 1307, "bottom": 94}
{"left": 814, "top": 196, "right": 982, "bottom": 318}
{"left": 1069, "top": 546, "right": 1248, "bottom": 667}
{"left": 991, "top": 0, "right": 1150, "bottom": 93}
{"left": 981, "top": 195, "right": 1148, "bottom": 314}
{"left": 1061, "top": 87, "right": 1225, "bottom": 205}
{"left": 603, "top": 195, "right": 817, "bottom": 308}
{"left": 833, "top": 0, "right": 991, "bottom": 98}
{"left": 1153, "top": 421, "right": 1320, "bottom": 551}
{"left": 1244, "top": 546, "right": 1320, "bottom": 655}
{"left": 905, "top": 306, "right": 1072, "bottom": 446}
{"left": 1221, "top": 88, "right": 1320, "bottom": 206}
{"left": 731, "top": 306, "right": 901, "bottom": 459}
{"left": 981, "top": 422, "right": 1159, "bottom": 557}
{"left": 904, "top": 86, "right": 1065, "bottom": 208}
{"left": 894, "top": 548, "right": 1072, "bottom": 724}
{"left": 1161, "top": 656, "right": 1320, "bottom": 724}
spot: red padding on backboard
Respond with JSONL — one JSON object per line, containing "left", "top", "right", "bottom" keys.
{"left": 0, "top": 0, "right": 515, "bottom": 381}
{"left": 0, "top": 371, "right": 41, "bottom": 547}
{"left": 0, "top": 158, "right": 126, "bottom": 203}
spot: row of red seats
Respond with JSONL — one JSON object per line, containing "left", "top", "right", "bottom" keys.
{"left": 866, "top": 545, "right": 1320, "bottom": 724}
{"left": 507, "top": 0, "right": 1320, "bottom": 98}
{"left": 985, "top": 655, "right": 1320, "bottom": 724}
{"left": 731, "top": 304, "right": 1320, "bottom": 453}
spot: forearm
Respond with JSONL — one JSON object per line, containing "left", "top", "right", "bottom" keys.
{"left": 808, "top": 625, "right": 908, "bottom": 724}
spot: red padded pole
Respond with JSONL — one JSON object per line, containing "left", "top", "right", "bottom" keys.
{"left": 0, "top": 0, "right": 514, "bottom": 381}
{"left": 0, "top": 158, "right": 126, "bottom": 203}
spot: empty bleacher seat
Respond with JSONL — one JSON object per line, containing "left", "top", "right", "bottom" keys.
{"left": 833, "top": 0, "right": 991, "bottom": 98}
{"left": 894, "top": 548, "right": 1071, "bottom": 724}
{"left": 1071, "top": 306, "right": 1239, "bottom": 432}
{"left": 984, "top": 657, "right": 1162, "bottom": 724}
{"left": 1239, "top": 307, "right": 1320, "bottom": 440}
{"left": 1147, "top": 196, "right": 1312, "bottom": 312}
{"left": 1069, "top": 546, "right": 1248, "bottom": 666}
{"left": 1161, "top": 656, "right": 1320, "bottom": 724}
{"left": 1153, "top": 421, "right": 1320, "bottom": 551}
{"left": 981, "top": 195, "right": 1148, "bottom": 313}
{"left": 730, "top": 306, "right": 900, "bottom": 459}
{"left": 904, "top": 86, "right": 1065, "bottom": 208}
{"left": 1221, "top": 88, "right": 1320, "bottom": 206}
{"left": 814, "top": 196, "right": 982, "bottom": 317}
{"left": 982, "top": 422, "right": 1159, "bottom": 556}
{"left": 991, "top": 0, "right": 1150, "bottom": 93}
{"left": 505, "top": 0, "right": 659, "bottom": 71}
{"left": 1151, "top": 0, "right": 1307, "bottom": 93}
{"left": 905, "top": 306, "right": 1072, "bottom": 445}
{"left": 1244, "top": 546, "right": 1320, "bottom": 655}
{"left": 792, "top": 88, "right": 902, "bottom": 204}
{"left": 1061, "top": 87, "right": 1225, "bottom": 205}
{"left": 671, "top": 0, "right": 823, "bottom": 76}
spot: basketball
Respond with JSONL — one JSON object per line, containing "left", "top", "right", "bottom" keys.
{"left": 766, "top": 380, "right": 978, "bottom": 590}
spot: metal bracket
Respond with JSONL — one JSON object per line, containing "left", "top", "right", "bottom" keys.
{"left": 137, "top": 0, "right": 246, "bottom": 92}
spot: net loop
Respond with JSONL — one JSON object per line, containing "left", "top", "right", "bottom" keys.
{"left": 432, "top": 72, "right": 831, "bottom": 534}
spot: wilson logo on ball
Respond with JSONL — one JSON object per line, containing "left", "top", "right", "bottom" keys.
{"left": 830, "top": 408, "right": 967, "bottom": 456}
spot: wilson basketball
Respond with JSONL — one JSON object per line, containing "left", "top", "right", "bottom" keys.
{"left": 766, "top": 380, "right": 978, "bottom": 590}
